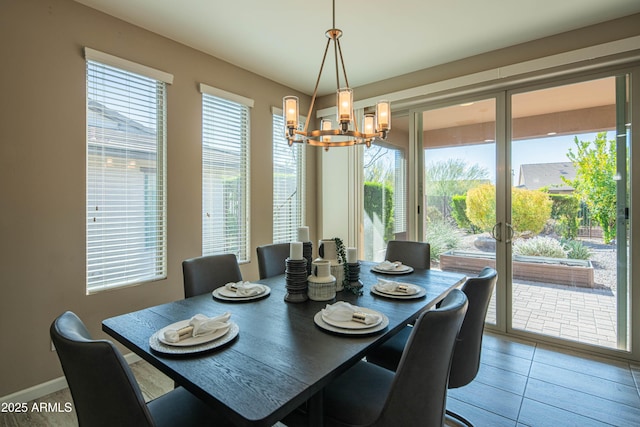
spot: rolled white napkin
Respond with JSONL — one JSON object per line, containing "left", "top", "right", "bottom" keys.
{"left": 322, "top": 301, "right": 381, "bottom": 325}
{"left": 375, "top": 260, "right": 402, "bottom": 271}
{"left": 224, "top": 281, "right": 264, "bottom": 297}
{"left": 163, "top": 312, "right": 231, "bottom": 343}
{"left": 375, "top": 279, "right": 418, "bottom": 295}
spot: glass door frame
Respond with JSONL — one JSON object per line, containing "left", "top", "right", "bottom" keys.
{"left": 407, "top": 64, "right": 639, "bottom": 361}
{"left": 409, "top": 91, "right": 509, "bottom": 334}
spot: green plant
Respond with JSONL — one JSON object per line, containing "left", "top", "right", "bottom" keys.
{"left": 466, "top": 184, "right": 552, "bottom": 235}
{"left": 450, "top": 194, "right": 476, "bottom": 232}
{"left": 426, "top": 220, "right": 461, "bottom": 261}
{"left": 561, "top": 239, "right": 591, "bottom": 260}
{"left": 333, "top": 237, "right": 362, "bottom": 295}
{"left": 425, "top": 158, "right": 490, "bottom": 219}
{"left": 511, "top": 188, "right": 553, "bottom": 235}
{"left": 549, "top": 194, "right": 580, "bottom": 239}
{"left": 564, "top": 132, "right": 619, "bottom": 244}
{"left": 465, "top": 184, "right": 496, "bottom": 232}
{"left": 512, "top": 236, "right": 567, "bottom": 258}
{"left": 363, "top": 181, "right": 394, "bottom": 242}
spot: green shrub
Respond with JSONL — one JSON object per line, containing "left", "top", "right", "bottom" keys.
{"left": 426, "top": 220, "right": 460, "bottom": 261}
{"left": 561, "top": 239, "right": 591, "bottom": 260}
{"left": 549, "top": 194, "right": 580, "bottom": 239}
{"left": 465, "top": 184, "right": 496, "bottom": 232}
{"left": 466, "top": 184, "right": 552, "bottom": 235}
{"left": 451, "top": 194, "right": 475, "bottom": 232}
{"left": 364, "top": 181, "right": 394, "bottom": 242}
{"left": 513, "top": 236, "right": 567, "bottom": 258}
{"left": 511, "top": 188, "right": 552, "bottom": 235}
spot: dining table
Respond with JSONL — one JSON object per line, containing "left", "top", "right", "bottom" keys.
{"left": 102, "top": 261, "right": 466, "bottom": 427}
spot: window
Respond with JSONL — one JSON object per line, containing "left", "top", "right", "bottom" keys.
{"left": 201, "top": 84, "right": 252, "bottom": 262}
{"left": 272, "top": 111, "right": 306, "bottom": 243}
{"left": 363, "top": 143, "right": 407, "bottom": 261}
{"left": 85, "top": 48, "right": 171, "bottom": 293}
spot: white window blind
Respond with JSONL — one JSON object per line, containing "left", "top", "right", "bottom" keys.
{"left": 394, "top": 149, "right": 407, "bottom": 234}
{"left": 86, "top": 55, "right": 168, "bottom": 293}
{"left": 202, "top": 91, "right": 251, "bottom": 261}
{"left": 272, "top": 112, "right": 306, "bottom": 243}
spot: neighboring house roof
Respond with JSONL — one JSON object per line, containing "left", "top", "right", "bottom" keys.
{"left": 518, "top": 162, "right": 576, "bottom": 192}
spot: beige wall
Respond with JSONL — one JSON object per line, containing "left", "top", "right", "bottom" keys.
{"left": 0, "top": 0, "right": 315, "bottom": 397}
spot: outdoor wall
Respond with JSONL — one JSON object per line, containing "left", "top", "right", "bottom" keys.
{"left": 0, "top": 0, "right": 315, "bottom": 397}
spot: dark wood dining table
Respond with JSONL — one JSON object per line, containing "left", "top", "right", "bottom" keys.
{"left": 102, "top": 262, "right": 466, "bottom": 427}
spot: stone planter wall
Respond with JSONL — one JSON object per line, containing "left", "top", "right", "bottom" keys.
{"left": 439, "top": 250, "right": 595, "bottom": 288}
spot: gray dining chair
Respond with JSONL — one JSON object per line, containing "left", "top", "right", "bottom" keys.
{"left": 384, "top": 240, "right": 431, "bottom": 269}
{"left": 182, "top": 254, "right": 243, "bottom": 298}
{"left": 256, "top": 242, "right": 290, "bottom": 279}
{"left": 50, "top": 311, "right": 234, "bottom": 427}
{"left": 283, "top": 289, "right": 468, "bottom": 427}
{"left": 366, "top": 267, "right": 498, "bottom": 426}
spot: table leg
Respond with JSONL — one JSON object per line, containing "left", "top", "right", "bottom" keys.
{"left": 307, "top": 389, "right": 323, "bottom": 427}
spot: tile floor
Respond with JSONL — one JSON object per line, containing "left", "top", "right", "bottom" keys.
{"left": 447, "top": 332, "right": 640, "bottom": 426}
{"left": 2, "top": 332, "right": 639, "bottom": 426}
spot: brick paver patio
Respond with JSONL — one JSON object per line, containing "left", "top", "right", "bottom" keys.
{"left": 486, "top": 280, "right": 618, "bottom": 348}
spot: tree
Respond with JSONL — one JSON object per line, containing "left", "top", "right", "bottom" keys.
{"left": 564, "top": 132, "right": 617, "bottom": 243}
{"left": 425, "top": 159, "right": 489, "bottom": 218}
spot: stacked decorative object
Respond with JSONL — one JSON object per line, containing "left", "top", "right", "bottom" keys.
{"left": 298, "top": 226, "right": 313, "bottom": 276}
{"left": 284, "top": 242, "right": 308, "bottom": 303}
{"left": 316, "top": 239, "right": 345, "bottom": 291}
{"left": 307, "top": 260, "right": 336, "bottom": 301}
{"left": 345, "top": 247, "right": 363, "bottom": 294}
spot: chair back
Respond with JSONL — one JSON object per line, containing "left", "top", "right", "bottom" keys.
{"left": 50, "top": 311, "right": 153, "bottom": 427}
{"left": 256, "top": 243, "right": 290, "bottom": 279}
{"left": 384, "top": 240, "right": 431, "bottom": 269}
{"left": 182, "top": 254, "right": 242, "bottom": 298}
{"left": 449, "top": 267, "right": 498, "bottom": 389}
{"left": 378, "top": 289, "right": 468, "bottom": 427}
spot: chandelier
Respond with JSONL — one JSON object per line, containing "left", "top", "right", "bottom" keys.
{"left": 283, "top": 0, "right": 391, "bottom": 149}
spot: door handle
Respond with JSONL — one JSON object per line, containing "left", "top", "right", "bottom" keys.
{"left": 505, "top": 223, "right": 514, "bottom": 244}
{"left": 491, "top": 223, "right": 502, "bottom": 242}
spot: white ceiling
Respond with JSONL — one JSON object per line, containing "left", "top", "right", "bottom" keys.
{"left": 74, "top": 0, "right": 640, "bottom": 96}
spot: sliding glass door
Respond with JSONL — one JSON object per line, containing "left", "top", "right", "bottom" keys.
{"left": 413, "top": 71, "right": 632, "bottom": 354}
{"left": 509, "top": 75, "right": 630, "bottom": 350}
{"left": 421, "top": 98, "right": 499, "bottom": 324}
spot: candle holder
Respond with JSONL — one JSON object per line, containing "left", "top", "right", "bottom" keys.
{"left": 343, "top": 262, "right": 363, "bottom": 295}
{"left": 284, "top": 257, "right": 308, "bottom": 303}
{"left": 302, "top": 241, "right": 313, "bottom": 276}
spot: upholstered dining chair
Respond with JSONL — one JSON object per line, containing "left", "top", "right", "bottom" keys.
{"left": 182, "top": 254, "right": 243, "bottom": 298}
{"left": 366, "top": 267, "right": 498, "bottom": 426}
{"left": 256, "top": 242, "right": 290, "bottom": 279}
{"left": 50, "top": 311, "right": 233, "bottom": 427}
{"left": 384, "top": 240, "right": 431, "bottom": 269}
{"left": 283, "top": 289, "right": 468, "bottom": 427}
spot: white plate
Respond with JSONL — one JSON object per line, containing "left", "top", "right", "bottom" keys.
{"left": 314, "top": 311, "right": 389, "bottom": 335}
{"left": 321, "top": 307, "right": 383, "bottom": 330}
{"left": 371, "top": 285, "right": 427, "bottom": 299}
{"left": 373, "top": 282, "right": 423, "bottom": 296}
{"left": 149, "top": 322, "right": 239, "bottom": 355}
{"left": 157, "top": 319, "right": 231, "bottom": 347}
{"left": 213, "top": 285, "right": 271, "bottom": 301}
{"left": 371, "top": 265, "right": 414, "bottom": 275}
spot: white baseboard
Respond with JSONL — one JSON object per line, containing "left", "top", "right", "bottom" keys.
{"left": 0, "top": 352, "right": 142, "bottom": 404}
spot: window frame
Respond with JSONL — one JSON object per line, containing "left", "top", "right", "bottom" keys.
{"left": 272, "top": 107, "right": 306, "bottom": 243}
{"left": 85, "top": 48, "right": 171, "bottom": 294}
{"left": 200, "top": 84, "right": 253, "bottom": 262}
